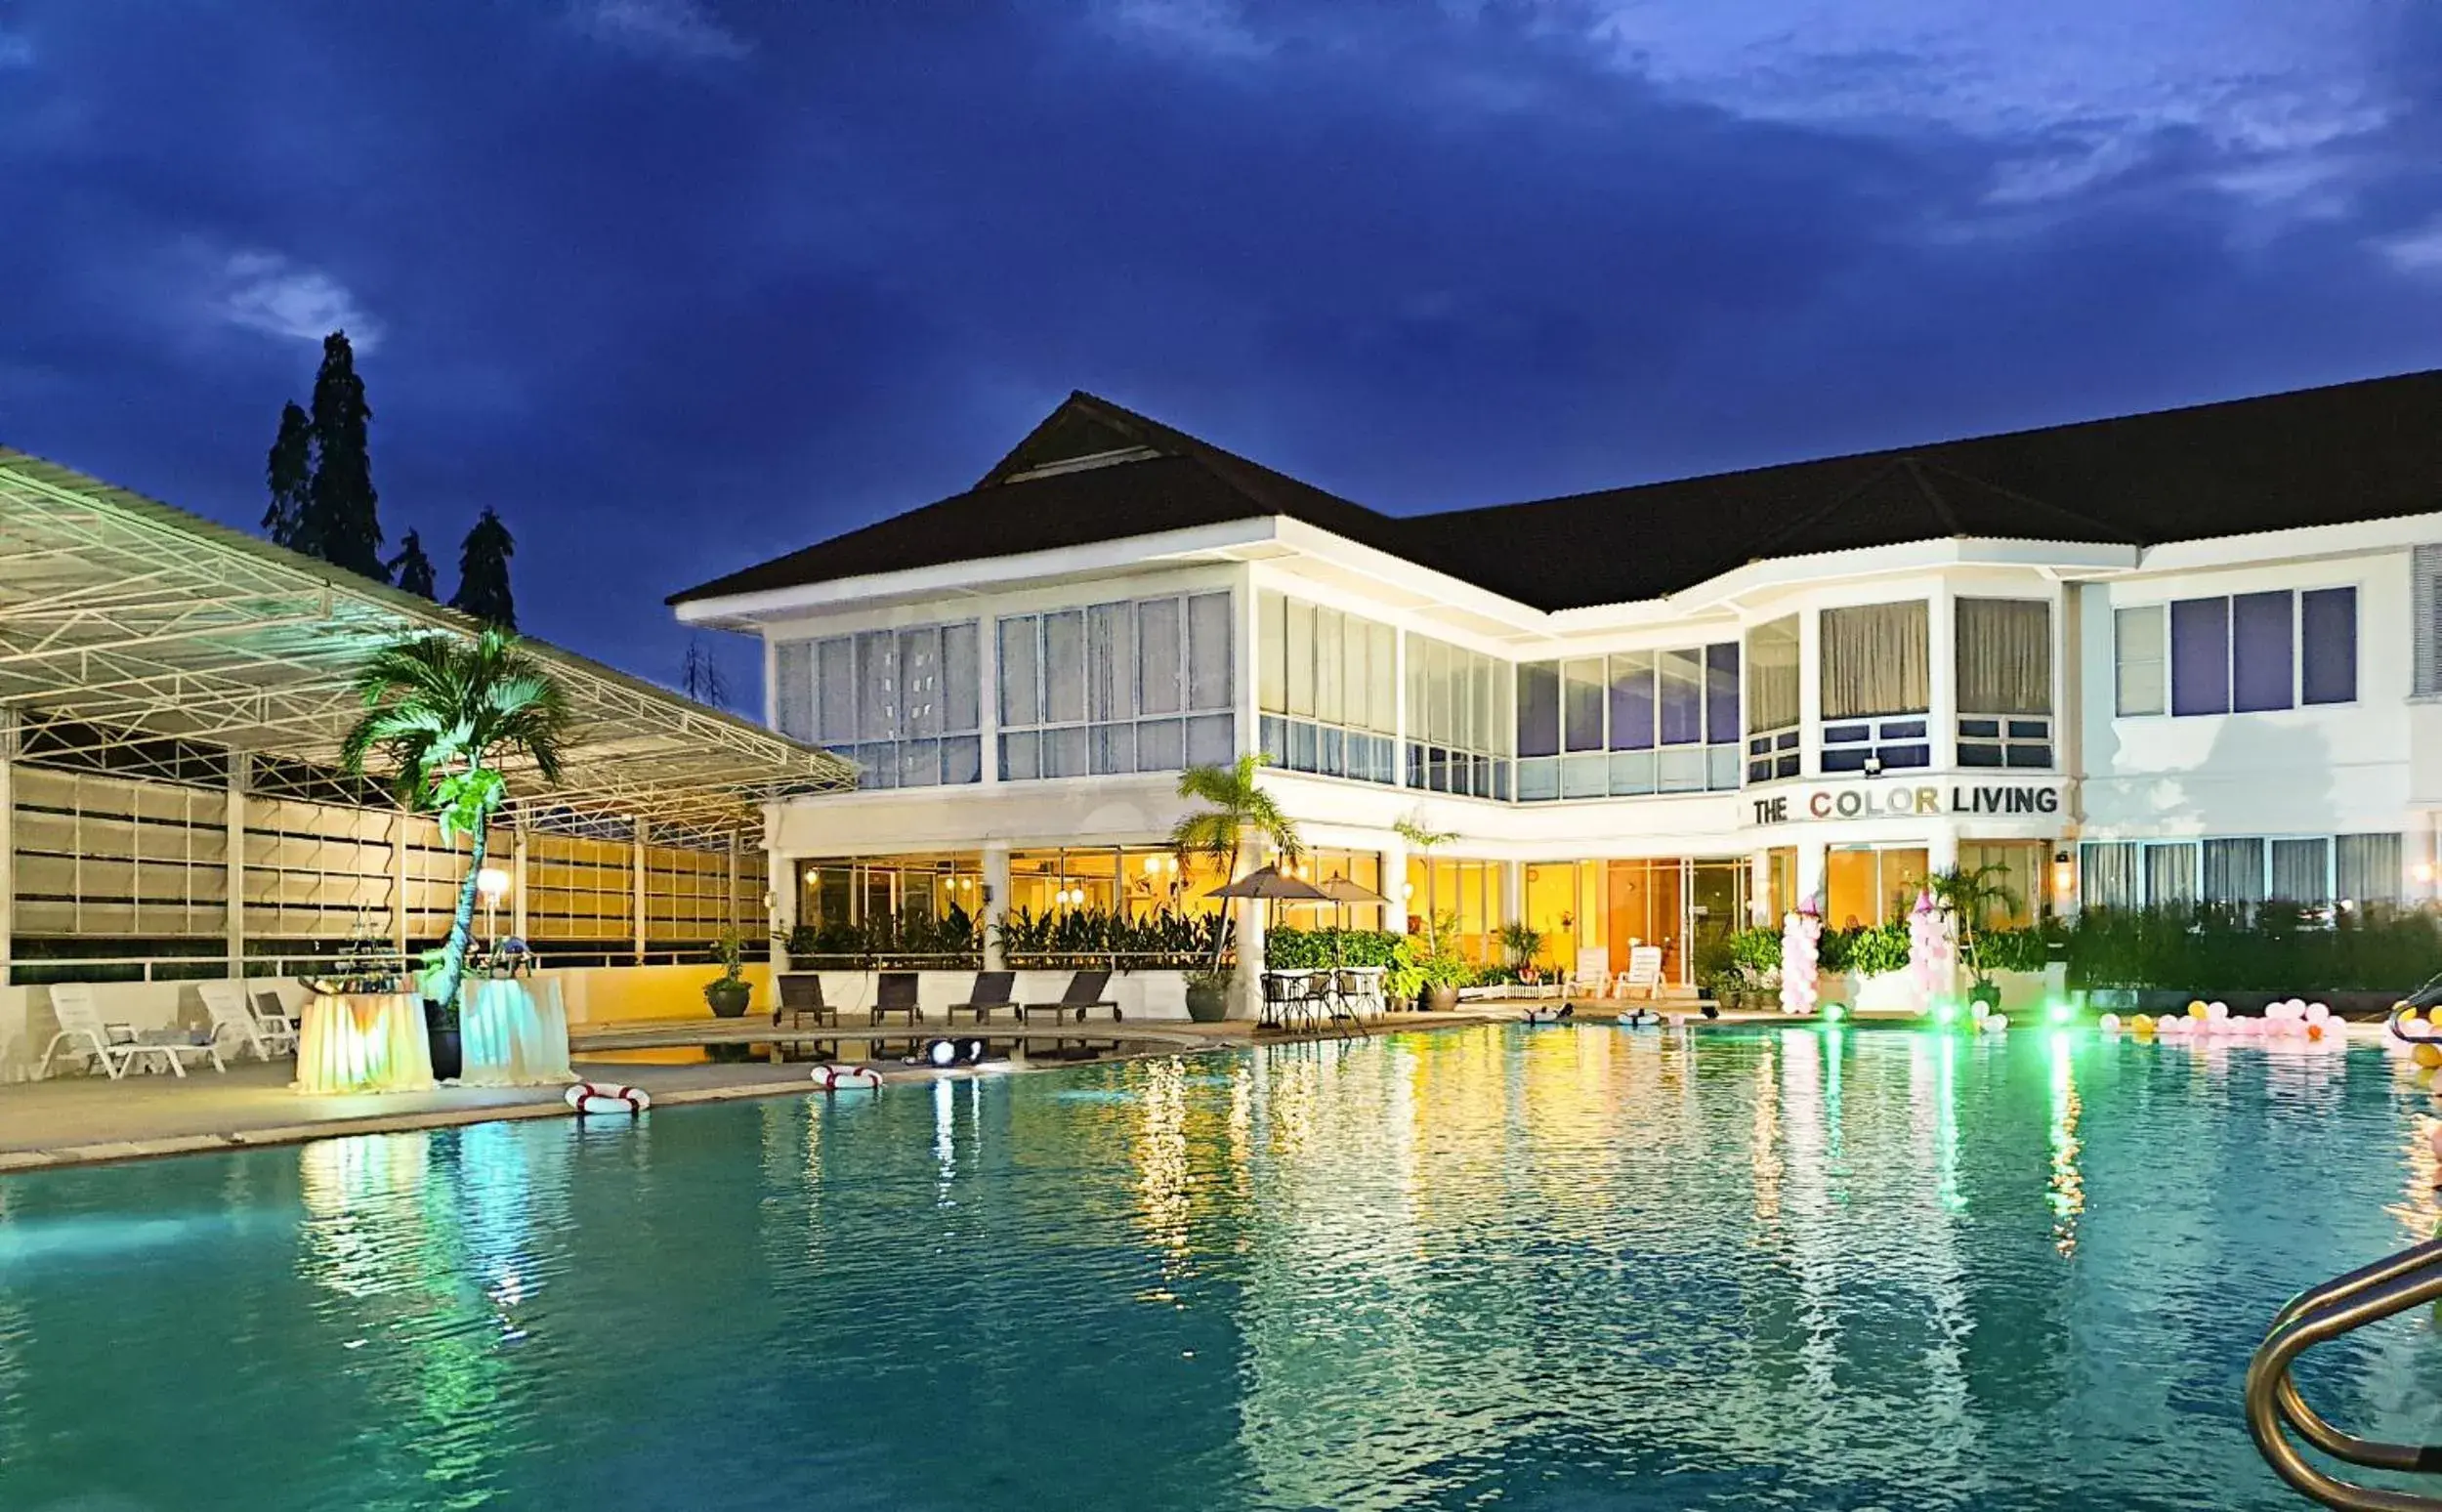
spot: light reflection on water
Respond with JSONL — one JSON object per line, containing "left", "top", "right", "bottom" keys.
{"left": 3, "top": 1027, "right": 2442, "bottom": 1510}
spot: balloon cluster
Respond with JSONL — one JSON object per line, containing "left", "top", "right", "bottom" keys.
{"left": 2385, "top": 1004, "right": 2442, "bottom": 1068}
{"left": 2097, "top": 998, "right": 2347, "bottom": 1050}
{"left": 1908, "top": 889, "right": 1956, "bottom": 1009}
{"left": 1780, "top": 907, "right": 1821, "bottom": 1017}
{"left": 1968, "top": 999, "right": 2008, "bottom": 1034}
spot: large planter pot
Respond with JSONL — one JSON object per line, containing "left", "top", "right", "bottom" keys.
{"left": 423, "top": 1000, "right": 463, "bottom": 1082}
{"left": 1184, "top": 983, "right": 1230, "bottom": 1023}
{"left": 704, "top": 978, "right": 753, "bottom": 1019}
{"left": 1423, "top": 984, "right": 1461, "bottom": 1014}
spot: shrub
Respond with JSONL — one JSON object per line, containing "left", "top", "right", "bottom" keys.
{"left": 2062, "top": 903, "right": 2442, "bottom": 992}
{"left": 1821, "top": 919, "right": 1911, "bottom": 976}
{"left": 1264, "top": 927, "right": 1406, "bottom": 971}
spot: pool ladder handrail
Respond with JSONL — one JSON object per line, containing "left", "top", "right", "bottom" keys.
{"left": 2246, "top": 1237, "right": 2442, "bottom": 1510}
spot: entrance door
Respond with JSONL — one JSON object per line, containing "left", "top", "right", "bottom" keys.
{"left": 1607, "top": 861, "right": 1685, "bottom": 984}
{"left": 1687, "top": 860, "right": 1744, "bottom": 984}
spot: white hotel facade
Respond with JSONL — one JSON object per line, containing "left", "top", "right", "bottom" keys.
{"left": 674, "top": 374, "right": 2442, "bottom": 992}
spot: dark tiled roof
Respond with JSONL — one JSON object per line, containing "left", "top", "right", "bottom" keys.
{"left": 672, "top": 370, "right": 2442, "bottom": 611}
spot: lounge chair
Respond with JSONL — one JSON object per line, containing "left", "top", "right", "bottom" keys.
{"left": 947, "top": 971, "right": 1017, "bottom": 1024}
{"left": 252, "top": 989, "right": 296, "bottom": 1033}
{"left": 38, "top": 982, "right": 225, "bottom": 1079}
{"left": 772, "top": 973, "right": 838, "bottom": 1062}
{"left": 200, "top": 980, "right": 294, "bottom": 1061}
{"left": 1018, "top": 969, "right": 1119, "bottom": 1025}
{"left": 1615, "top": 945, "right": 1665, "bottom": 1002}
{"left": 869, "top": 971, "right": 923, "bottom": 1027}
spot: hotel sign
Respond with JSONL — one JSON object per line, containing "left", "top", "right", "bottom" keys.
{"left": 1747, "top": 780, "right": 2063, "bottom": 826}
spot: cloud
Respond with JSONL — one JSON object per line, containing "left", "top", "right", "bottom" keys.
{"left": 211, "top": 252, "right": 384, "bottom": 353}
{"left": 2375, "top": 215, "right": 2442, "bottom": 273}
{"left": 1092, "top": 0, "right": 1271, "bottom": 60}
{"left": 570, "top": 0, "right": 751, "bottom": 63}
{"left": 0, "top": 29, "right": 32, "bottom": 69}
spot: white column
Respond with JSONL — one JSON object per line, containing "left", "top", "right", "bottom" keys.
{"left": 631, "top": 819, "right": 649, "bottom": 964}
{"left": 1795, "top": 839, "right": 1828, "bottom": 917}
{"left": 1797, "top": 606, "right": 1825, "bottom": 778}
{"left": 1235, "top": 892, "right": 1266, "bottom": 1019}
{"left": 1928, "top": 826, "right": 1959, "bottom": 876}
{"left": 767, "top": 836, "right": 794, "bottom": 963}
{"left": 0, "top": 710, "right": 18, "bottom": 987}
{"left": 1499, "top": 860, "right": 1523, "bottom": 933}
{"left": 982, "top": 841, "right": 1012, "bottom": 969}
{"left": 1380, "top": 829, "right": 1410, "bottom": 934}
{"left": 511, "top": 815, "right": 530, "bottom": 941}
{"left": 226, "top": 752, "right": 249, "bottom": 977}
{"left": 1927, "top": 587, "right": 1958, "bottom": 773}
{"left": 1748, "top": 850, "right": 1772, "bottom": 925}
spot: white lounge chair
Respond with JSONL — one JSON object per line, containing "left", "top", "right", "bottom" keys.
{"left": 1570, "top": 948, "right": 1613, "bottom": 998}
{"left": 1615, "top": 945, "right": 1665, "bottom": 1002}
{"left": 37, "top": 983, "right": 225, "bottom": 1079}
{"left": 200, "top": 980, "right": 294, "bottom": 1061}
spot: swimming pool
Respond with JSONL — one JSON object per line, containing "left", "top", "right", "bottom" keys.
{"left": 3, "top": 1025, "right": 2440, "bottom": 1510}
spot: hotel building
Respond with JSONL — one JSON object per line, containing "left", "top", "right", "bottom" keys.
{"left": 672, "top": 371, "right": 2442, "bottom": 996}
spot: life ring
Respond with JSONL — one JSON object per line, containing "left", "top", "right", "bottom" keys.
{"left": 813, "top": 1065, "right": 883, "bottom": 1092}
{"left": 564, "top": 1081, "right": 649, "bottom": 1116}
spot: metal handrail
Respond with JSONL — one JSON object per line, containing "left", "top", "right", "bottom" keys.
{"left": 2246, "top": 1239, "right": 2442, "bottom": 1509}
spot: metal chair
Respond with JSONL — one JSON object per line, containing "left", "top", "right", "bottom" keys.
{"left": 869, "top": 971, "right": 923, "bottom": 1027}
{"left": 947, "top": 971, "right": 1017, "bottom": 1024}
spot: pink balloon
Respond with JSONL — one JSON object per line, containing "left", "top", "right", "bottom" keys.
{"left": 2207, "top": 1001, "right": 2229, "bottom": 1021}
{"left": 2098, "top": 1013, "right": 2122, "bottom": 1034}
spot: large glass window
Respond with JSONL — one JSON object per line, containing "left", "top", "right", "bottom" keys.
{"left": 1257, "top": 591, "right": 1398, "bottom": 784}
{"left": 1820, "top": 601, "right": 1930, "bottom": 775}
{"left": 1516, "top": 643, "right": 1741, "bottom": 801}
{"left": 1957, "top": 598, "right": 2052, "bottom": 769}
{"left": 1825, "top": 846, "right": 1928, "bottom": 929}
{"left": 1000, "top": 593, "right": 1233, "bottom": 780}
{"left": 781, "top": 620, "right": 982, "bottom": 788}
{"left": 2128, "top": 588, "right": 2359, "bottom": 718}
{"left": 2081, "top": 831, "right": 2401, "bottom": 912}
{"left": 1745, "top": 616, "right": 1801, "bottom": 782}
{"left": 1406, "top": 632, "right": 1510, "bottom": 800}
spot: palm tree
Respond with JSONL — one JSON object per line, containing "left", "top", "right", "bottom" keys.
{"left": 1927, "top": 862, "right": 2020, "bottom": 989}
{"left": 1169, "top": 753, "right": 1301, "bottom": 873}
{"left": 341, "top": 628, "right": 571, "bottom": 1012}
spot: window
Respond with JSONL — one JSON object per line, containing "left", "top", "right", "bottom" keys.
{"left": 1258, "top": 591, "right": 1398, "bottom": 784}
{"left": 1821, "top": 602, "right": 1930, "bottom": 775}
{"left": 1516, "top": 643, "right": 1741, "bottom": 801}
{"left": 2082, "top": 832, "right": 2402, "bottom": 913}
{"left": 2416, "top": 545, "right": 2442, "bottom": 697}
{"left": 2080, "top": 841, "right": 2140, "bottom": 910}
{"left": 1957, "top": 599, "right": 2052, "bottom": 769}
{"left": 2134, "top": 589, "right": 2359, "bottom": 717}
{"left": 1001, "top": 594, "right": 1232, "bottom": 780}
{"left": 788, "top": 620, "right": 982, "bottom": 788}
{"left": 2114, "top": 606, "right": 2165, "bottom": 717}
{"left": 1746, "top": 616, "right": 1801, "bottom": 782}
{"left": 2337, "top": 833, "right": 2402, "bottom": 906}
{"left": 1406, "top": 632, "right": 1510, "bottom": 799}
{"left": 2202, "top": 838, "right": 2266, "bottom": 906}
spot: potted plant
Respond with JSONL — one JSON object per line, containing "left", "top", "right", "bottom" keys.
{"left": 1929, "top": 862, "right": 2019, "bottom": 1012}
{"left": 703, "top": 928, "right": 753, "bottom": 1017}
{"left": 1414, "top": 912, "right": 1473, "bottom": 1013}
{"left": 1498, "top": 921, "right": 1547, "bottom": 986}
{"left": 1184, "top": 967, "right": 1233, "bottom": 1023}
{"left": 341, "top": 627, "right": 570, "bottom": 1083}
{"left": 1383, "top": 937, "right": 1425, "bottom": 1011}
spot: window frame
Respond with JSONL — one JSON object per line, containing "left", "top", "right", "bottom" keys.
{"left": 2115, "top": 583, "right": 2361, "bottom": 720}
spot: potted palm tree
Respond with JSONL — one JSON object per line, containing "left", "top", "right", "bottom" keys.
{"left": 1928, "top": 862, "right": 2020, "bottom": 1013}
{"left": 342, "top": 628, "right": 571, "bottom": 1080}
{"left": 1170, "top": 753, "right": 1302, "bottom": 1022}
{"left": 704, "top": 927, "right": 753, "bottom": 1017}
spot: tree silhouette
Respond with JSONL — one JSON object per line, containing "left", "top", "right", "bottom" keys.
{"left": 263, "top": 400, "right": 313, "bottom": 551}
{"left": 302, "top": 331, "right": 385, "bottom": 579}
{"left": 449, "top": 507, "right": 517, "bottom": 628}
{"left": 389, "top": 529, "right": 438, "bottom": 600}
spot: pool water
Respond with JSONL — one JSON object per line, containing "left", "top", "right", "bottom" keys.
{"left": 5, "top": 1026, "right": 2442, "bottom": 1510}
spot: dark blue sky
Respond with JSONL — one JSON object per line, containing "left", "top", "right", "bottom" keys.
{"left": 8, "top": 1, "right": 2442, "bottom": 697}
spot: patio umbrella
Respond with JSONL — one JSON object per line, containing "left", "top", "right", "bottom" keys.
{"left": 1315, "top": 873, "right": 1393, "bottom": 941}
{"left": 1201, "top": 864, "right": 1337, "bottom": 972}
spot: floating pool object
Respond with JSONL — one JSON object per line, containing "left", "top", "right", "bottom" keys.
{"left": 2130, "top": 1013, "right": 2156, "bottom": 1037}
{"left": 813, "top": 1065, "right": 884, "bottom": 1092}
{"left": 2098, "top": 1012, "right": 2123, "bottom": 1034}
{"left": 1987, "top": 1013, "right": 2008, "bottom": 1033}
{"left": 2207, "top": 1000, "right": 2229, "bottom": 1021}
{"left": 564, "top": 1081, "right": 649, "bottom": 1116}
{"left": 2187, "top": 1000, "right": 2209, "bottom": 1020}
{"left": 2399, "top": 1002, "right": 2421, "bottom": 1024}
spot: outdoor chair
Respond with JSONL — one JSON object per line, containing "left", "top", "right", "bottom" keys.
{"left": 1053, "top": 969, "right": 1120, "bottom": 1022}
{"left": 1616, "top": 945, "right": 1665, "bottom": 1002}
{"left": 773, "top": 973, "right": 839, "bottom": 1063}
{"left": 38, "top": 983, "right": 225, "bottom": 1079}
{"left": 199, "top": 981, "right": 294, "bottom": 1061}
{"left": 1570, "top": 948, "right": 1613, "bottom": 999}
{"left": 252, "top": 989, "right": 296, "bottom": 1033}
{"left": 947, "top": 971, "right": 1017, "bottom": 1024}
{"left": 869, "top": 972, "right": 924, "bottom": 1027}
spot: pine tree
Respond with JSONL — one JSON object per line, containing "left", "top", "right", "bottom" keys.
{"left": 304, "top": 331, "right": 385, "bottom": 580}
{"left": 682, "top": 637, "right": 730, "bottom": 708}
{"left": 390, "top": 530, "right": 438, "bottom": 600}
{"left": 263, "top": 400, "right": 314, "bottom": 551}
{"left": 449, "top": 508, "right": 517, "bottom": 629}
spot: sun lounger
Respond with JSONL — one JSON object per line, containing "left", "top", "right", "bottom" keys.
{"left": 947, "top": 971, "right": 1017, "bottom": 1023}
{"left": 200, "top": 980, "right": 294, "bottom": 1061}
{"left": 38, "top": 983, "right": 225, "bottom": 1078}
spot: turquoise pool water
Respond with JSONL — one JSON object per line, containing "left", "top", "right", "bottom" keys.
{"left": 4, "top": 1026, "right": 2441, "bottom": 1510}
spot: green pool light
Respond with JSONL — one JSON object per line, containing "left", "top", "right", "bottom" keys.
{"left": 1932, "top": 999, "right": 1958, "bottom": 1028}
{"left": 1822, "top": 1002, "right": 1847, "bottom": 1024}
{"left": 2045, "top": 999, "right": 2074, "bottom": 1026}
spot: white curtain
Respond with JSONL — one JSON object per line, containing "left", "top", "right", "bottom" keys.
{"left": 1746, "top": 615, "right": 1799, "bottom": 733}
{"left": 1957, "top": 598, "right": 2051, "bottom": 715}
{"left": 1821, "top": 602, "right": 1929, "bottom": 719}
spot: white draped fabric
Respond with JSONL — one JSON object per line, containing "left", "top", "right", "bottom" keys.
{"left": 458, "top": 978, "right": 573, "bottom": 1087}
{"left": 293, "top": 992, "right": 435, "bottom": 1094}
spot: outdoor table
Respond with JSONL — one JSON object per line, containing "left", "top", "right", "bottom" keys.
{"left": 293, "top": 990, "right": 435, "bottom": 1094}
{"left": 1260, "top": 969, "right": 1326, "bottom": 1029}
{"left": 458, "top": 977, "right": 573, "bottom": 1087}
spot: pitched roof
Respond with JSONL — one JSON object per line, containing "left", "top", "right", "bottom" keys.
{"left": 672, "top": 369, "right": 2442, "bottom": 612}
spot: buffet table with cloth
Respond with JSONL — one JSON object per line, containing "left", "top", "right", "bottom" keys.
{"left": 293, "top": 991, "right": 436, "bottom": 1094}
{"left": 457, "top": 977, "right": 573, "bottom": 1087}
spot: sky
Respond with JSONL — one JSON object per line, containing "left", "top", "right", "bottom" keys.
{"left": 7, "top": 1, "right": 2442, "bottom": 698}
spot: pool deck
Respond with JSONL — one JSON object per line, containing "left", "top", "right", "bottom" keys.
{"left": 0, "top": 1009, "right": 1521, "bottom": 1172}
